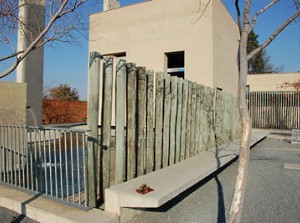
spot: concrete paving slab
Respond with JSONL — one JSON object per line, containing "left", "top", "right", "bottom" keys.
{"left": 283, "top": 163, "right": 300, "bottom": 170}
{"left": 265, "top": 148, "right": 300, "bottom": 152}
{"left": 0, "top": 185, "right": 118, "bottom": 223}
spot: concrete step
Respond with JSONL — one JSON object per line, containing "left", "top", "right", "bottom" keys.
{"left": 0, "top": 185, "right": 118, "bottom": 223}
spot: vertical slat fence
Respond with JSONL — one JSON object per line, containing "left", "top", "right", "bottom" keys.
{"left": 248, "top": 91, "right": 300, "bottom": 129}
{"left": 101, "top": 61, "right": 241, "bottom": 187}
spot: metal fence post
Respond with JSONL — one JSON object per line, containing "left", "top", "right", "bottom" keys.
{"left": 87, "top": 52, "right": 101, "bottom": 207}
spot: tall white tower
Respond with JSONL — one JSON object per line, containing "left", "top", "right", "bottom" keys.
{"left": 103, "top": 0, "right": 120, "bottom": 11}
{"left": 16, "top": 0, "right": 46, "bottom": 126}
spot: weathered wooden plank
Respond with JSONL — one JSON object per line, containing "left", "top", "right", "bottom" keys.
{"left": 180, "top": 80, "right": 188, "bottom": 161}
{"left": 279, "top": 92, "right": 282, "bottom": 129}
{"left": 210, "top": 88, "right": 216, "bottom": 149}
{"left": 194, "top": 84, "right": 202, "bottom": 155}
{"left": 215, "top": 90, "right": 223, "bottom": 148}
{"left": 146, "top": 70, "right": 154, "bottom": 173}
{"left": 87, "top": 52, "right": 101, "bottom": 207}
{"left": 185, "top": 81, "right": 192, "bottom": 159}
{"left": 115, "top": 59, "right": 126, "bottom": 185}
{"left": 202, "top": 86, "right": 209, "bottom": 149}
{"left": 198, "top": 85, "right": 206, "bottom": 152}
{"left": 162, "top": 74, "right": 171, "bottom": 168}
{"left": 175, "top": 79, "right": 183, "bottom": 163}
{"left": 297, "top": 92, "right": 300, "bottom": 129}
{"left": 137, "top": 67, "right": 146, "bottom": 176}
{"left": 263, "top": 92, "right": 267, "bottom": 128}
{"left": 296, "top": 93, "right": 298, "bottom": 129}
{"left": 227, "top": 93, "right": 231, "bottom": 142}
{"left": 256, "top": 92, "right": 258, "bottom": 127}
{"left": 101, "top": 57, "right": 114, "bottom": 190}
{"left": 126, "top": 63, "right": 137, "bottom": 180}
{"left": 169, "top": 76, "right": 178, "bottom": 165}
{"left": 189, "top": 82, "right": 197, "bottom": 157}
{"left": 154, "top": 72, "right": 164, "bottom": 170}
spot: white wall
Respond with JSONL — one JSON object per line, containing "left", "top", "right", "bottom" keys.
{"left": 89, "top": 0, "right": 239, "bottom": 95}
{"left": 0, "top": 82, "right": 27, "bottom": 125}
{"left": 247, "top": 73, "right": 300, "bottom": 91}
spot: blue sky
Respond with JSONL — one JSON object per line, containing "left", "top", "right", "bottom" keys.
{"left": 1, "top": 0, "right": 300, "bottom": 100}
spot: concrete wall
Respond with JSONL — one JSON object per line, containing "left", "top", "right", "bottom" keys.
{"left": 0, "top": 82, "right": 27, "bottom": 125}
{"left": 103, "top": 0, "right": 120, "bottom": 11}
{"left": 89, "top": 0, "right": 239, "bottom": 95}
{"left": 247, "top": 72, "right": 300, "bottom": 92}
{"left": 212, "top": 0, "right": 239, "bottom": 94}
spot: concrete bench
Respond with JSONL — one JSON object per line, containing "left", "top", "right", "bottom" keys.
{"left": 105, "top": 130, "right": 268, "bottom": 216}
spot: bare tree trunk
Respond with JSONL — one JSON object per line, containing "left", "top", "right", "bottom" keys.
{"left": 227, "top": 1, "right": 300, "bottom": 221}
{"left": 228, "top": 48, "right": 252, "bottom": 223}
{"left": 227, "top": 25, "right": 252, "bottom": 223}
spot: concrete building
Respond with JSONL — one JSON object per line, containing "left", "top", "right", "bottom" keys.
{"left": 247, "top": 72, "right": 300, "bottom": 92}
{"left": 89, "top": 0, "right": 240, "bottom": 96}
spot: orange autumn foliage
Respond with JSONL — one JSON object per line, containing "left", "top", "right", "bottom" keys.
{"left": 42, "top": 99, "right": 87, "bottom": 124}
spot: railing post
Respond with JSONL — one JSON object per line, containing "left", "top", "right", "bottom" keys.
{"left": 87, "top": 52, "right": 101, "bottom": 207}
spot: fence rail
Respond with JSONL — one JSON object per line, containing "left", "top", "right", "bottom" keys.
{"left": 248, "top": 91, "right": 300, "bottom": 129}
{"left": 0, "top": 125, "right": 88, "bottom": 208}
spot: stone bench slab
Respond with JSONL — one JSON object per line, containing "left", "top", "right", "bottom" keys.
{"left": 105, "top": 130, "right": 268, "bottom": 215}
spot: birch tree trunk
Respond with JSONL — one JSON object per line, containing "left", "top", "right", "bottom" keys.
{"left": 227, "top": 29, "right": 252, "bottom": 223}
{"left": 228, "top": 1, "right": 300, "bottom": 222}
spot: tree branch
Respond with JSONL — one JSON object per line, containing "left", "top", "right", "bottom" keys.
{"left": 0, "top": 0, "right": 69, "bottom": 78}
{"left": 0, "top": 0, "right": 89, "bottom": 79}
{"left": 294, "top": 0, "right": 300, "bottom": 9}
{"left": 243, "top": 0, "right": 252, "bottom": 29}
{"left": 248, "top": 8, "right": 300, "bottom": 61}
{"left": 235, "top": 0, "right": 242, "bottom": 34}
{"left": 250, "top": 0, "right": 279, "bottom": 32}
{"left": 0, "top": 50, "right": 25, "bottom": 62}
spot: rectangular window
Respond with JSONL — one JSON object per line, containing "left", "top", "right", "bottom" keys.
{"left": 165, "top": 51, "right": 185, "bottom": 78}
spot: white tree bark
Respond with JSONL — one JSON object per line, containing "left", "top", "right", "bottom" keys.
{"left": 228, "top": 1, "right": 300, "bottom": 222}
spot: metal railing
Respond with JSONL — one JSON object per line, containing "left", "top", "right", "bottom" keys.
{"left": 0, "top": 125, "right": 88, "bottom": 208}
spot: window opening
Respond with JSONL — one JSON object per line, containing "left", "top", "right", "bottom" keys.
{"left": 165, "top": 51, "right": 185, "bottom": 79}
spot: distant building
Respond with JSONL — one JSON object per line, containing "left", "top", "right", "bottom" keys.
{"left": 89, "top": 0, "right": 240, "bottom": 96}
{"left": 247, "top": 72, "right": 300, "bottom": 92}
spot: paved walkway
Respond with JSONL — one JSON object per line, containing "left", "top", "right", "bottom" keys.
{"left": 0, "top": 206, "right": 38, "bottom": 223}
{"left": 128, "top": 135, "right": 300, "bottom": 223}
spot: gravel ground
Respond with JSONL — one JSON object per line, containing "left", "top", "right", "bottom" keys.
{"left": 0, "top": 206, "right": 39, "bottom": 223}
{"left": 129, "top": 137, "right": 300, "bottom": 223}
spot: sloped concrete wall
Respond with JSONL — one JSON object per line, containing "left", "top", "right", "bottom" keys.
{"left": 0, "top": 82, "right": 27, "bottom": 125}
